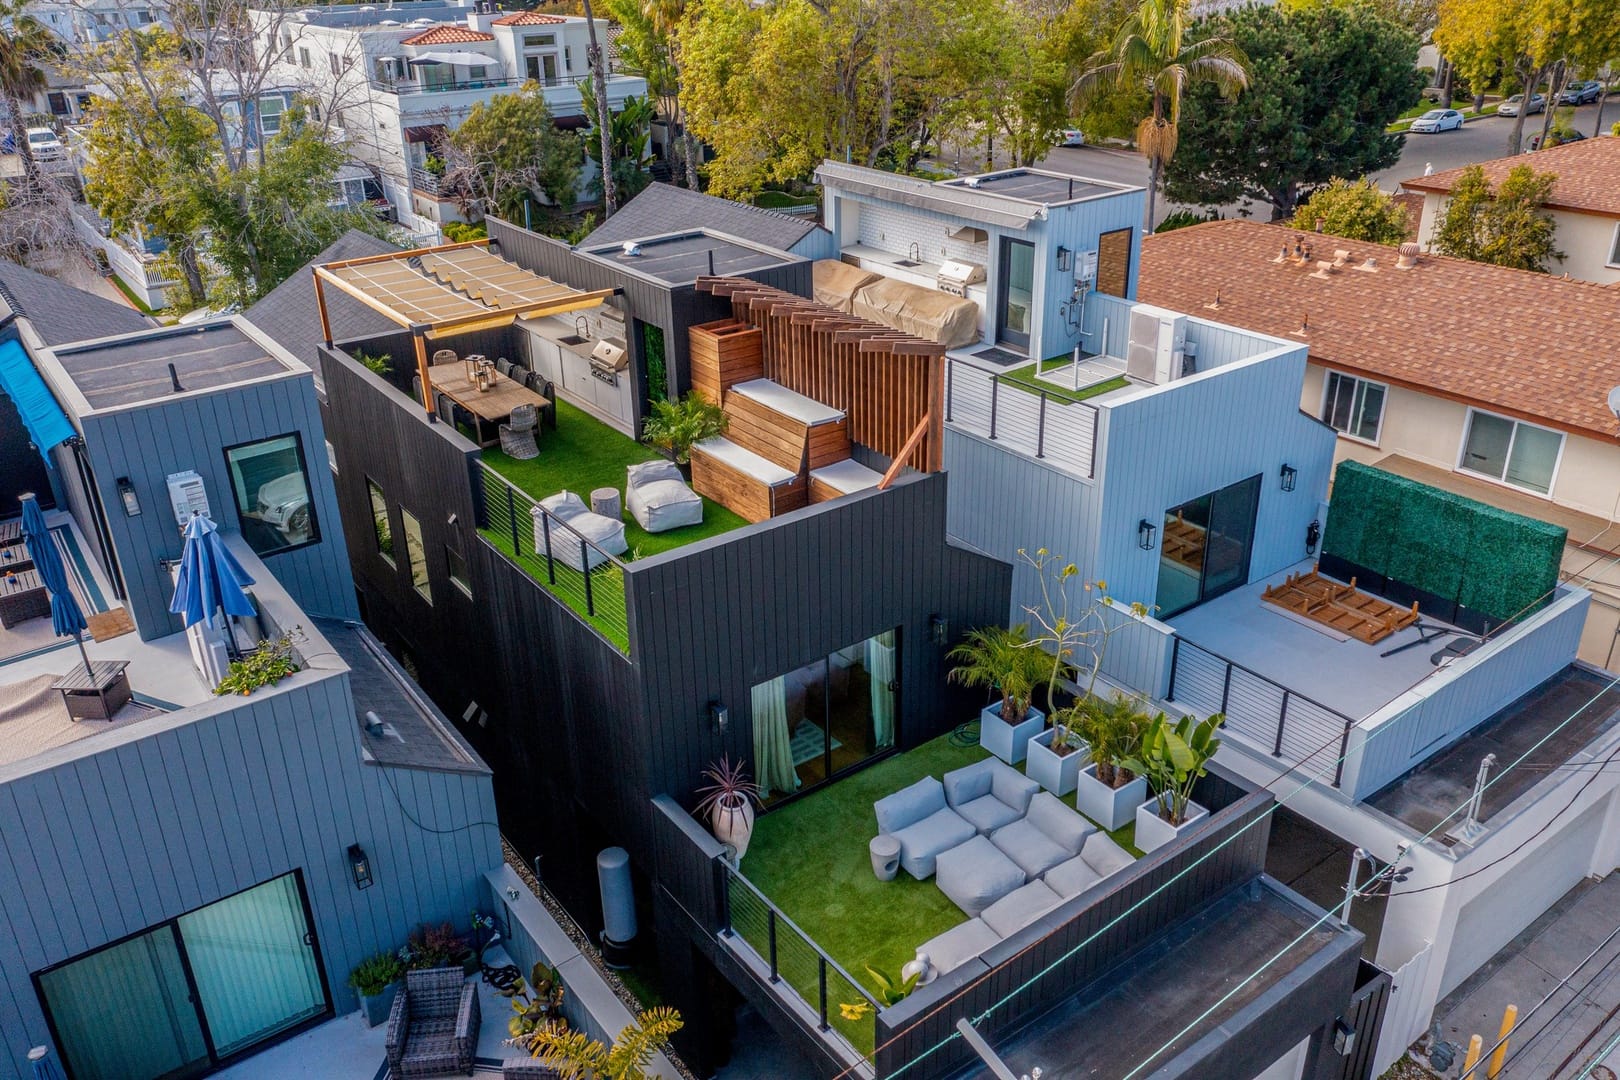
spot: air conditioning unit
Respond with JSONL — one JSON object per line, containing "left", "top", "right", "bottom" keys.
{"left": 1125, "top": 303, "right": 1187, "bottom": 385}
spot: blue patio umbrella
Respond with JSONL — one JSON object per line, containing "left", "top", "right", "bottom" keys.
{"left": 169, "top": 513, "right": 256, "bottom": 630}
{"left": 26, "top": 1046, "right": 66, "bottom": 1080}
{"left": 19, "top": 493, "right": 91, "bottom": 675}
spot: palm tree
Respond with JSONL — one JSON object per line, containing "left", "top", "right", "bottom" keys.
{"left": 582, "top": 0, "right": 619, "bottom": 217}
{"left": 0, "top": 4, "right": 60, "bottom": 185}
{"left": 522, "top": 1007, "right": 683, "bottom": 1080}
{"left": 641, "top": 0, "right": 700, "bottom": 189}
{"left": 1070, "top": 0, "right": 1249, "bottom": 234}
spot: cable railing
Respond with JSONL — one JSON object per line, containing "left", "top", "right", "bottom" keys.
{"left": 478, "top": 461, "right": 631, "bottom": 653}
{"left": 722, "top": 862, "right": 880, "bottom": 1065}
{"left": 943, "top": 356, "right": 1100, "bottom": 478}
{"left": 373, "top": 71, "right": 613, "bottom": 96}
{"left": 1167, "top": 635, "right": 1356, "bottom": 787}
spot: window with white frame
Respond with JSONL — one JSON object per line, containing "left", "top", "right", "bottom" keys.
{"left": 1609, "top": 223, "right": 1620, "bottom": 267}
{"left": 1321, "top": 371, "right": 1387, "bottom": 443}
{"left": 328, "top": 52, "right": 340, "bottom": 76}
{"left": 257, "top": 95, "right": 284, "bottom": 137}
{"left": 1458, "top": 409, "right": 1563, "bottom": 495}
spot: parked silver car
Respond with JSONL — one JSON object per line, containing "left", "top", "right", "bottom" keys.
{"left": 1498, "top": 93, "right": 1546, "bottom": 116}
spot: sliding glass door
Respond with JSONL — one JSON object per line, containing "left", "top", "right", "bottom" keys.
{"left": 37, "top": 873, "right": 329, "bottom": 1080}
{"left": 754, "top": 630, "right": 899, "bottom": 806}
{"left": 1156, "top": 474, "right": 1262, "bottom": 618}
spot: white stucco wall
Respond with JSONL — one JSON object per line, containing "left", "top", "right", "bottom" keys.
{"left": 1416, "top": 192, "right": 1620, "bottom": 285}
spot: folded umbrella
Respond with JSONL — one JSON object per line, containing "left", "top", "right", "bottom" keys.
{"left": 19, "top": 493, "right": 90, "bottom": 675}
{"left": 169, "top": 514, "right": 256, "bottom": 629}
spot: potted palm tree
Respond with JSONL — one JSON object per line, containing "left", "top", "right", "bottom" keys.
{"left": 640, "top": 392, "right": 727, "bottom": 477}
{"left": 948, "top": 624, "right": 1050, "bottom": 765}
{"left": 1121, "top": 712, "right": 1223, "bottom": 852}
{"left": 1072, "top": 693, "right": 1148, "bottom": 830}
{"left": 695, "top": 756, "right": 761, "bottom": 860}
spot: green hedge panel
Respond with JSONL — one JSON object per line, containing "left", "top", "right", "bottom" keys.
{"left": 1323, "top": 461, "right": 1567, "bottom": 624}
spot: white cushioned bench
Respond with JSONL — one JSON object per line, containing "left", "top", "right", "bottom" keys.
{"left": 690, "top": 435, "right": 807, "bottom": 523}
{"left": 731, "top": 378, "right": 845, "bottom": 424}
{"left": 810, "top": 458, "right": 885, "bottom": 503}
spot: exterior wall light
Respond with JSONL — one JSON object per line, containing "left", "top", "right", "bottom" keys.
{"left": 930, "top": 614, "right": 948, "bottom": 646}
{"left": 1280, "top": 464, "right": 1298, "bottom": 492}
{"left": 709, "top": 701, "right": 729, "bottom": 733}
{"left": 1055, "top": 246, "right": 1073, "bottom": 272}
{"left": 116, "top": 477, "right": 142, "bottom": 517}
{"left": 348, "top": 844, "right": 374, "bottom": 890}
{"left": 1138, "top": 518, "right": 1157, "bottom": 550}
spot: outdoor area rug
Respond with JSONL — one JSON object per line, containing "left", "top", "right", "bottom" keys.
{"left": 0, "top": 673, "right": 156, "bottom": 762}
{"left": 973, "top": 346, "right": 1028, "bottom": 368}
{"left": 790, "top": 721, "right": 842, "bottom": 766}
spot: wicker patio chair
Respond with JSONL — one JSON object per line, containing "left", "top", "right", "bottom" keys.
{"left": 385, "top": 968, "right": 479, "bottom": 1078}
{"left": 496, "top": 358, "right": 516, "bottom": 379}
{"left": 432, "top": 349, "right": 458, "bottom": 367}
{"left": 500, "top": 404, "right": 540, "bottom": 460}
{"left": 508, "top": 362, "right": 530, "bottom": 384}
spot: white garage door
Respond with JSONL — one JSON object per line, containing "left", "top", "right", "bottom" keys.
{"left": 1438, "top": 806, "right": 1604, "bottom": 999}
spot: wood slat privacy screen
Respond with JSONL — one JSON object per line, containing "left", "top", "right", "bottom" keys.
{"left": 695, "top": 277, "right": 944, "bottom": 473}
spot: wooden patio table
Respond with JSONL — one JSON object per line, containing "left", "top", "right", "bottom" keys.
{"left": 428, "top": 362, "right": 551, "bottom": 448}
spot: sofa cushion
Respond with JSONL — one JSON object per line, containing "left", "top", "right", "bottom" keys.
{"left": 954, "top": 793, "right": 1024, "bottom": 836}
{"left": 875, "top": 776, "right": 947, "bottom": 836}
{"left": 892, "top": 806, "right": 976, "bottom": 880}
{"left": 989, "top": 761, "right": 1040, "bottom": 814}
{"left": 1043, "top": 853, "right": 1103, "bottom": 899}
{"left": 918, "top": 918, "right": 1000, "bottom": 976}
{"left": 1081, "top": 831, "right": 1134, "bottom": 877}
{"left": 1027, "top": 792, "right": 1095, "bottom": 855}
{"left": 942, "top": 760, "right": 994, "bottom": 806}
{"left": 627, "top": 459, "right": 684, "bottom": 487}
{"left": 936, "top": 835, "right": 1026, "bottom": 916}
{"left": 980, "top": 880, "right": 1064, "bottom": 938}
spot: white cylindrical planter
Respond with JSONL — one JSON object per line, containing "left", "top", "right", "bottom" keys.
{"left": 598, "top": 847, "right": 637, "bottom": 967}
{"left": 711, "top": 798, "right": 756, "bottom": 861}
{"left": 1075, "top": 765, "right": 1147, "bottom": 832}
{"left": 1134, "top": 798, "right": 1210, "bottom": 853}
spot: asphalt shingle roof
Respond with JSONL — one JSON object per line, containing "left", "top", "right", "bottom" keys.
{"left": 0, "top": 259, "right": 152, "bottom": 346}
{"left": 582, "top": 183, "right": 822, "bottom": 253}
{"left": 1136, "top": 219, "right": 1620, "bottom": 441}
{"left": 243, "top": 229, "right": 400, "bottom": 372}
{"left": 1400, "top": 136, "right": 1620, "bottom": 219}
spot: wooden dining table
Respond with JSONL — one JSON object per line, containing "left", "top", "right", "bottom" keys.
{"left": 428, "top": 362, "right": 551, "bottom": 448}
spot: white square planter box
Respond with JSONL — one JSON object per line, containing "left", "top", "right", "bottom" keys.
{"left": 1075, "top": 765, "right": 1147, "bottom": 832}
{"left": 980, "top": 702, "right": 1044, "bottom": 765}
{"left": 1026, "top": 728, "right": 1089, "bottom": 796}
{"left": 1134, "top": 797, "right": 1210, "bottom": 853}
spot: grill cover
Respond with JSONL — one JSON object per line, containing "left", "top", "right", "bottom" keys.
{"left": 813, "top": 259, "right": 882, "bottom": 312}
{"left": 852, "top": 277, "right": 981, "bottom": 349}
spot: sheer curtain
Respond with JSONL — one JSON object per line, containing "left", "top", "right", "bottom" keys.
{"left": 751, "top": 676, "right": 799, "bottom": 797}
{"left": 867, "top": 631, "right": 896, "bottom": 749}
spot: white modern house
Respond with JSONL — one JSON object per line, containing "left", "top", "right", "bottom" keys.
{"left": 1401, "top": 136, "right": 1620, "bottom": 285}
{"left": 248, "top": 0, "right": 647, "bottom": 234}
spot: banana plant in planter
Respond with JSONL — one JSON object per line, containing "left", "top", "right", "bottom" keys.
{"left": 948, "top": 624, "right": 1050, "bottom": 765}
{"left": 1121, "top": 712, "right": 1223, "bottom": 853}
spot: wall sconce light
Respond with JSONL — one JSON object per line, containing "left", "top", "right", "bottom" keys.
{"left": 1055, "top": 246, "right": 1073, "bottom": 273}
{"left": 929, "top": 614, "right": 948, "bottom": 646}
{"left": 1138, "top": 518, "right": 1157, "bottom": 551}
{"left": 1306, "top": 519, "right": 1321, "bottom": 557}
{"left": 116, "top": 477, "right": 141, "bottom": 517}
{"left": 709, "top": 701, "right": 729, "bottom": 733}
{"left": 1279, "top": 464, "right": 1298, "bottom": 492}
{"left": 347, "top": 844, "right": 373, "bottom": 890}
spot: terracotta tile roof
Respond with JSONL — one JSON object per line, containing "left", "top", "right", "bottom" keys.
{"left": 399, "top": 24, "right": 495, "bottom": 45}
{"left": 1399, "top": 136, "right": 1620, "bottom": 219}
{"left": 1137, "top": 219, "right": 1620, "bottom": 440}
{"left": 491, "top": 10, "right": 568, "bottom": 25}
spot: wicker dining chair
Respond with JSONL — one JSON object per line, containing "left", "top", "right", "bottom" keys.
{"left": 496, "top": 358, "right": 516, "bottom": 379}
{"left": 500, "top": 404, "right": 540, "bottom": 459}
{"left": 432, "top": 348, "right": 457, "bottom": 367}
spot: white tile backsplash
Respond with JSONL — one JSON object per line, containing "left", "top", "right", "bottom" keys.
{"left": 854, "top": 202, "right": 991, "bottom": 267}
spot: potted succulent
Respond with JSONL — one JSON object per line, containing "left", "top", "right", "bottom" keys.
{"left": 348, "top": 951, "right": 404, "bottom": 1027}
{"left": 695, "top": 755, "right": 761, "bottom": 860}
{"left": 948, "top": 624, "right": 1051, "bottom": 765}
{"left": 640, "top": 392, "right": 728, "bottom": 477}
{"left": 1072, "top": 693, "right": 1148, "bottom": 830}
{"left": 1122, "top": 712, "right": 1223, "bottom": 852}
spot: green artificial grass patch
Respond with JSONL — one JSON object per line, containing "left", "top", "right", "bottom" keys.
{"left": 999, "top": 364, "right": 1130, "bottom": 406}
{"left": 481, "top": 399, "right": 748, "bottom": 559}
{"left": 739, "top": 730, "right": 1141, "bottom": 1032}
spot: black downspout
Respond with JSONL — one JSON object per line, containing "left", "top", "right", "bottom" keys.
{"left": 72, "top": 438, "right": 127, "bottom": 601}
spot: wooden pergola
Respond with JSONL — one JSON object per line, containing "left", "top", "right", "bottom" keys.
{"left": 313, "top": 239, "right": 614, "bottom": 416}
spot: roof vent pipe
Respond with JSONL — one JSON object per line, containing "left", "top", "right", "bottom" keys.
{"left": 707, "top": 248, "right": 715, "bottom": 276}
{"left": 1310, "top": 260, "right": 1337, "bottom": 280}
{"left": 1395, "top": 242, "right": 1420, "bottom": 270}
{"left": 168, "top": 363, "right": 185, "bottom": 394}
{"left": 1355, "top": 256, "right": 1378, "bottom": 272}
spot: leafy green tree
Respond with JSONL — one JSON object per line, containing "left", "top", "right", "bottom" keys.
{"left": 523, "top": 1007, "right": 683, "bottom": 1080}
{"left": 580, "top": 87, "right": 655, "bottom": 203}
{"left": 1294, "top": 177, "right": 1412, "bottom": 246}
{"left": 1430, "top": 163, "right": 1563, "bottom": 272}
{"left": 0, "top": 3, "right": 61, "bottom": 184}
{"left": 1070, "top": 0, "right": 1251, "bottom": 234}
{"left": 1161, "top": 4, "right": 1423, "bottom": 221}
{"left": 448, "top": 85, "right": 585, "bottom": 220}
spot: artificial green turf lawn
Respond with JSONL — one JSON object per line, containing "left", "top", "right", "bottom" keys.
{"left": 481, "top": 398, "right": 748, "bottom": 559}
{"left": 1000, "top": 363, "right": 1130, "bottom": 406}
{"left": 739, "top": 731, "right": 1143, "bottom": 1017}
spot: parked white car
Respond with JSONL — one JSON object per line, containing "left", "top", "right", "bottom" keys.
{"left": 25, "top": 127, "right": 64, "bottom": 161}
{"left": 254, "top": 473, "right": 313, "bottom": 543}
{"left": 1056, "top": 129, "right": 1086, "bottom": 148}
{"left": 1409, "top": 109, "right": 1465, "bottom": 133}
{"left": 1498, "top": 93, "right": 1546, "bottom": 116}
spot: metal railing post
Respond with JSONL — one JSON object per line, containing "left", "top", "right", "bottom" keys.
{"left": 1167, "top": 635, "right": 1181, "bottom": 701}
{"left": 541, "top": 512, "right": 556, "bottom": 585}
{"left": 1220, "top": 663, "right": 1233, "bottom": 714}
{"left": 1275, "top": 691, "right": 1289, "bottom": 757}
{"left": 1088, "top": 404, "right": 1099, "bottom": 479}
{"left": 945, "top": 359, "right": 954, "bottom": 423}
{"left": 767, "top": 909, "right": 779, "bottom": 982}
{"left": 818, "top": 959, "right": 830, "bottom": 1031}
{"left": 1335, "top": 719, "right": 1352, "bottom": 788}
{"left": 583, "top": 548, "right": 596, "bottom": 615}
{"left": 1036, "top": 391, "right": 1048, "bottom": 458}
{"left": 505, "top": 483, "right": 519, "bottom": 553}
{"left": 988, "top": 376, "right": 999, "bottom": 440}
